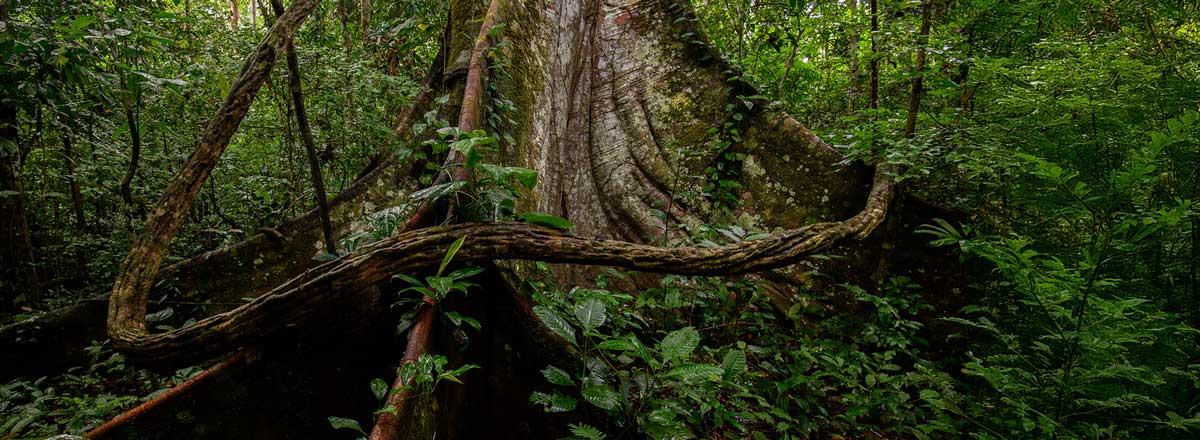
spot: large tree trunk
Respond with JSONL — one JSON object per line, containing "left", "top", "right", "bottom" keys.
{"left": 9, "top": 0, "right": 960, "bottom": 437}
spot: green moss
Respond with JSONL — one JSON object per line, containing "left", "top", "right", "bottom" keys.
{"left": 492, "top": 0, "right": 545, "bottom": 212}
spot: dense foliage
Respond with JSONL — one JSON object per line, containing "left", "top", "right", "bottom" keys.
{"left": 0, "top": 0, "right": 438, "bottom": 310}
{"left": 1, "top": 0, "right": 1198, "bottom": 438}
{"left": 694, "top": 0, "right": 1200, "bottom": 437}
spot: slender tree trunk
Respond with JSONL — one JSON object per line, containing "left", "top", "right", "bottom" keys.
{"left": 359, "top": 0, "right": 370, "bottom": 44}
{"left": 823, "top": 29, "right": 831, "bottom": 97}
{"left": 338, "top": 0, "right": 351, "bottom": 54}
{"left": 957, "top": 26, "right": 975, "bottom": 115}
{"left": 903, "top": 0, "right": 931, "bottom": 137}
{"left": 848, "top": 0, "right": 860, "bottom": 113}
{"left": 1191, "top": 217, "right": 1198, "bottom": 300}
{"left": 270, "top": 0, "right": 337, "bottom": 254}
{"left": 230, "top": 0, "right": 240, "bottom": 29}
{"left": 62, "top": 132, "right": 87, "bottom": 231}
{"left": 63, "top": 128, "right": 90, "bottom": 279}
{"left": 119, "top": 92, "right": 142, "bottom": 223}
{"left": 776, "top": 16, "right": 802, "bottom": 99}
{"left": 869, "top": 0, "right": 879, "bottom": 111}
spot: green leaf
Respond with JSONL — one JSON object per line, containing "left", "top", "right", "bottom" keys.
{"left": 327, "top": 416, "right": 366, "bottom": 435}
{"left": 533, "top": 306, "right": 576, "bottom": 344}
{"left": 666, "top": 363, "right": 724, "bottom": 382}
{"left": 426, "top": 276, "right": 453, "bottom": 299}
{"left": 410, "top": 181, "right": 466, "bottom": 202}
{"left": 438, "top": 235, "right": 468, "bottom": 277}
{"left": 438, "top": 364, "right": 479, "bottom": 384}
{"left": 449, "top": 138, "right": 473, "bottom": 153}
{"left": 721, "top": 349, "right": 747, "bottom": 380}
{"left": 445, "top": 311, "right": 481, "bottom": 331}
{"left": 511, "top": 168, "right": 539, "bottom": 189}
{"left": 397, "top": 363, "right": 417, "bottom": 388}
{"left": 541, "top": 365, "right": 575, "bottom": 386}
{"left": 516, "top": 212, "right": 574, "bottom": 230}
{"left": 436, "top": 126, "right": 467, "bottom": 139}
{"left": 659, "top": 327, "right": 700, "bottom": 364}
{"left": 448, "top": 266, "right": 485, "bottom": 280}
{"left": 574, "top": 299, "right": 607, "bottom": 332}
{"left": 530, "top": 391, "right": 578, "bottom": 413}
{"left": 470, "top": 148, "right": 488, "bottom": 171}
{"left": 581, "top": 384, "right": 620, "bottom": 410}
{"left": 370, "top": 378, "right": 389, "bottom": 401}
{"left": 0, "top": 139, "right": 17, "bottom": 157}
{"left": 145, "top": 307, "right": 174, "bottom": 323}
{"left": 596, "top": 339, "right": 636, "bottom": 352}
{"left": 391, "top": 273, "right": 423, "bottom": 287}
{"left": 70, "top": 16, "right": 97, "bottom": 31}
{"left": 568, "top": 423, "right": 606, "bottom": 439}
{"left": 374, "top": 405, "right": 398, "bottom": 417}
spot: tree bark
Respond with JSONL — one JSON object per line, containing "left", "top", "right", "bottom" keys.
{"left": 119, "top": 92, "right": 142, "bottom": 222}
{"left": 904, "top": 0, "right": 931, "bottom": 137}
{"left": 777, "top": 30, "right": 799, "bottom": 98}
{"left": 269, "top": 0, "right": 337, "bottom": 255}
{"left": 359, "top": 0, "right": 370, "bottom": 44}
{"left": 230, "top": 0, "right": 240, "bottom": 30}
{"left": 338, "top": 0, "right": 351, "bottom": 54}
{"left": 848, "top": 0, "right": 860, "bottom": 113}
{"left": 956, "top": 25, "right": 975, "bottom": 114}
{"left": 62, "top": 129, "right": 89, "bottom": 280}
{"left": 869, "top": 0, "right": 879, "bottom": 111}
{"left": 62, "top": 131, "right": 87, "bottom": 231}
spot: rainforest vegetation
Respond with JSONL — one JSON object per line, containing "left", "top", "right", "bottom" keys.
{"left": 1, "top": 0, "right": 1198, "bottom": 438}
